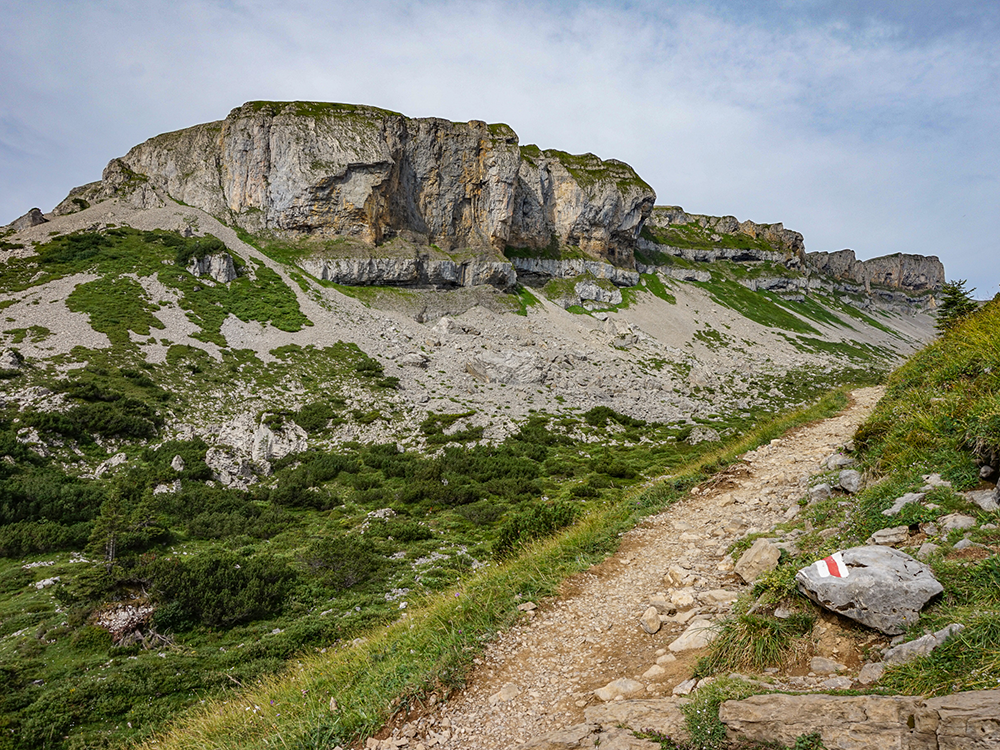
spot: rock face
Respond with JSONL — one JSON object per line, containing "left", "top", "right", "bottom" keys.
{"left": 299, "top": 255, "right": 516, "bottom": 290}
{"left": 718, "top": 690, "right": 1000, "bottom": 750}
{"left": 795, "top": 546, "right": 943, "bottom": 634}
{"left": 69, "top": 101, "right": 655, "bottom": 270}
{"left": 187, "top": 252, "right": 238, "bottom": 283}
{"left": 806, "top": 249, "right": 945, "bottom": 293}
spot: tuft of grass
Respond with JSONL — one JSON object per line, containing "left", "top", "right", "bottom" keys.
{"left": 695, "top": 613, "right": 814, "bottom": 676}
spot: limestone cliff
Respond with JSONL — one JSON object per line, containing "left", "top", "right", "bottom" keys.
{"left": 647, "top": 205, "right": 806, "bottom": 259}
{"left": 806, "top": 249, "right": 944, "bottom": 293}
{"left": 61, "top": 101, "right": 654, "bottom": 270}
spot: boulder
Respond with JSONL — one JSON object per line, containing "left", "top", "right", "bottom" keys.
{"left": 0, "top": 349, "right": 24, "bottom": 370}
{"left": 396, "top": 353, "right": 429, "bottom": 368}
{"left": 686, "top": 426, "right": 721, "bottom": 445}
{"left": 883, "top": 623, "right": 964, "bottom": 665}
{"left": 187, "top": 252, "right": 238, "bottom": 283}
{"left": 809, "top": 656, "right": 846, "bottom": 675}
{"left": 734, "top": 538, "right": 781, "bottom": 583}
{"left": 794, "top": 546, "right": 943, "bottom": 634}
{"left": 171, "top": 455, "right": 185, "bottom": 472}
{"left": 808, "top": 483, "right": 832, "bottom": 503}
{"left": 516, "top": 723, "right": 598, "bottom": 750}
{"left": 838, "top": 469, "right": 862, "bottom": 494}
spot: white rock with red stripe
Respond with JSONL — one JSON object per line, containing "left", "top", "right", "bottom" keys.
{"left": 794, "top": 546, "right": 943, "bottom": 635}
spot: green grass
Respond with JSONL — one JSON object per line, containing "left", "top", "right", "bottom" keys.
{"left": 694, "top": 278, "right": 819, "bottom": 334}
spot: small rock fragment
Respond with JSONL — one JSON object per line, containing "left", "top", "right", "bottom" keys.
{"left": 640, "top": 607, "right": 661, "bottom": 634}
{"left": 594, "top": 678, "right": 644, "bottom": 702}
{"left": 735, "top": 539, "right": 781, "bottom": 583}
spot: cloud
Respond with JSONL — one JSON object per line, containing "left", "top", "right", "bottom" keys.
{"left": 2, "top": 0, "right": 997, "bottom": 293}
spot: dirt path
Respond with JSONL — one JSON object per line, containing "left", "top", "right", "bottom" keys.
{"left": 371, "top": 387, "right": 885, "bottom": 750}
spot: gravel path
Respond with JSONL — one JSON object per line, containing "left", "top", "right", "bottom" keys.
{"left": 370, "top": 387, "right": 884, "bottom": 750}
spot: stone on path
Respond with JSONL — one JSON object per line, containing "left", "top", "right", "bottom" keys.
{"left": 594, "top": 678, "right": 644, "bottom": 702}
{"left": 489, "top": 682, "right": 521, "bottom": 705}
{"left": 809, "top": 656, "right": 846, "bottom": 675}
{"left": 795, "top": 546, "right": 943, "bottom": 634}
{"left": 808, "top": 483, "right": 832, "bottom": 503}
{"left": 639, "top": 606, "right": 661, "bottom": 634}
{"left": 734, "top": 538, "right": 781, "bottom": 583}
{"left": 668, "top": 617, "right": 717, "bottom": 652}
{"left": 856, "top": 662, "right": 885, "bottom": 685}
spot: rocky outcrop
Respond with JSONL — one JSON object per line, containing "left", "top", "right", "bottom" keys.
{"left": 718, "top": 690, "right": 1000, "bottom": 750}
{"left": 648, "top": 206, "right": 806, "bottom": 257}
{"left": 5, "top": 208, "right": 48, "bottom": 231}
{"left": 68, "top": 101, "right": 655, "bottom": 271}
{"left": 187, "top": 252, "right": 238, "bottom": 283}
{"left": 807, "top": 249, "right": 944, "bottom": 293}
{"left": 509, "top": 257, "right": 640, "bottom": 287}
{"left": 299, "top": 255, "right": 516, "bottom": 290}
{"left": 510, "top": 148, "right": 655, "bottom": 266}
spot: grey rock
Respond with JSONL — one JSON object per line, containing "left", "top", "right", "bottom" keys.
{"left": 95, "top": 452, "right": 127, "bottom": 478}
{"left": 809, "top": 656, "right": 846, "bottom": 675}
{"left": 838, "top": 469, "right": 862, "bottom": 494}
{"left": 952, "top": 538, "right": 979, "bottom": 551}
{"left": 964, "top": 489, "right": 999, "bottom": 512}
{"left": 301, "top": 256, "right": 517, "bottom": 290}
{"left": 671, "top": 678, "right": 698, "bottom": 696}
{"left": 171, "top": 455, "right": 185, "bottom": 472}
{"left": 668, "top": 617, "right": 717, "bottom": 652}
{"left": 806, "top": 248, "right": 945, "bottom": 293}
{"left": 719, "top": 693, "right": 922, "bottom": 748}
{"left": 884, "top": 623, "right": 964, "bottom": 665}
{"left": 6, "top": 207, "right": 48, "bottom": 231}
{"left": 734, "top": 538, "right": 781, "bottom": 583}
{"left": 510, "top": 257, "right": 640, "bottom": 287}
{"left": 187, "top": 252, "right": 238, "bottom": 283}
{"left": 939, "top": 513, "right": 977, "bottom": 531}
{"left": 921, "top": 472, "right": 952, "bottom": 490}
{"left": 856, "top": 662, "right": 885, "bottom": 685}
{"left": 517, "top": 723, "right": 598, "bottom": 750}
{"left": 640, "top": 606, "right": 661, "bottom": 634}
{"left": 881, "top": 492, "right": 925, "bottom": 516}
{"left": 0, "top": 349, "right": 24, "bottom": 370}
{"left": 594, "top": 678, "right": 645, "bottom": 702}
{"left": 866, "top": 525, "right": 910, "bottom": 546}
{"left": 808, "top": 483, "right": 832, "bottom": 503}
{"left": 979, "top": 464, "right": 996, "bottom": 479}
{"left": 916, "top": 542, "right": 940, "bottom": 560}
{"left": 795, "top": 546, "right": 943, "bottom": 634}
{"left": 575, "top": 279, "right": 622, "bottom": 306}
{"left": 825, "top": 453, "right": 855, "bottom": 469}
{"left": 685, "top": 425, "right": 721, "bottom": 445}
{"left": 585, "top": 699, "right": 688, "bottom": 741}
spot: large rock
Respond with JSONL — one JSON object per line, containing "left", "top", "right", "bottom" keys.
{"left": 6, "top": 207, "right": 48, "bottom": 231}
{"left": 734, "top": 538, "right": 781, "bottom": 583}
{"left": 964, "top": 489, "right": 1000, "bottom": 512}
{"left": 795, "top": 546, "right": 943, "bottom": 634}
{"left": 668, "top": 617, "right": 717, "bottom": 652}
{"left": 806, "top": 249, "right": 945, "bottom": 293}
{"left": 719, "top": 693, "right": 921, "bottom": 749}
{"left": 300, "top": 255, "right": 517, "bottom": 290}
{"left": 72, "top": 101, "right": 655, "bottom": 268}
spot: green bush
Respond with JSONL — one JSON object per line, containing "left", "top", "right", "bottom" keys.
{"left": 300, "top": 535, "right": 387, "bottom": 591}
{"left": 493, "top": 501, "right": 578, "bottom": 558}
{"left": 294, "top": 401, "right": 337, "bottom": 433}
{"left": 149, "top": 551, "right": 296, "bottom": 629}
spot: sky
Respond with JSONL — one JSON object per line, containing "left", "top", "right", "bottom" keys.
{"left": 2, "top": 0, "right": 998, "bottom": 296}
